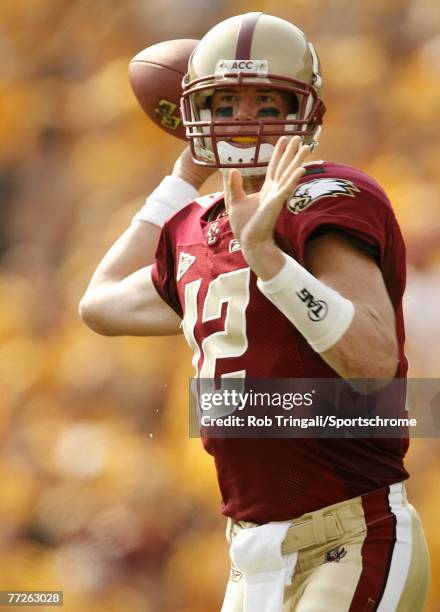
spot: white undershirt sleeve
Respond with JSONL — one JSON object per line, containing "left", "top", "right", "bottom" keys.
{"left": 132, "top": 175, "right": 199, "bottom": 228}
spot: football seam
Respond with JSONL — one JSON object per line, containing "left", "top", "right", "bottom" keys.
{"left": 129, "top": 60, "right": 185, "bottom": 77}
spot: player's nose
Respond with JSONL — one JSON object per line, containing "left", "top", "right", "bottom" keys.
{"left": 233, "top": 94, "right": 256, "bottom": 121}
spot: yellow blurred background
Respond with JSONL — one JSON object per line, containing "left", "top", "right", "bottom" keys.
{"left": 0, "top": 0, "right": 439, "bottom": 610}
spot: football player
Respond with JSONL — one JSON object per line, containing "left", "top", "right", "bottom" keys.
{"left": 80, "top": 13, "right": 430, "bottom": 612}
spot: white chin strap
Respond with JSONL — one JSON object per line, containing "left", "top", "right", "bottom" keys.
{"left": 217, "top": 141, "right": 274, "bottom": 177}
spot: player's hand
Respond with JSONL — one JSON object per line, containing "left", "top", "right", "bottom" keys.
{"left": 224, "top": 136, "right": 310, "bottom": 252}
{"left": 172, "top": 146, "right": 217, "bottom": 190}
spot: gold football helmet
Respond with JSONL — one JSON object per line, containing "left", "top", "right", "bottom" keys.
{"left": 181, "top": 13, "right": 326, "bottom": 174}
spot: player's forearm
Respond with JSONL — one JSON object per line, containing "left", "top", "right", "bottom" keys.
{"left": 252, "top": 246, "right": 398, "bottom": 381}
{"left": 85, "top": 222, "right": 161, "bottom": 290}
{"left": 241, "top": 241, "right": 285, "bottom": 281}
{"left": 81, "top": 172, "right": 200, "bottom": 316}
{"left": 320, "top": 305, "right": 399, "bottom": 381}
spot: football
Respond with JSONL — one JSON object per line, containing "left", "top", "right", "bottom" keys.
{"left": 129, "top": 39, "right": 199, "bottom": 141}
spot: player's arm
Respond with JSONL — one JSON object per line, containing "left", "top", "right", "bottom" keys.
{"left": 304, "top": 231, "right": 398, "bottom": 379}
{"left": 79, "top": 147, "right": 214, "bottom": 336}
{"left": 243, "top": 234, "right": 398, "bottom": 381}
{"left": 79, "top": 224, "right": 181, "bottom": 336}
{"left": 225, "top": 136, "right": 398, "bottom": 381}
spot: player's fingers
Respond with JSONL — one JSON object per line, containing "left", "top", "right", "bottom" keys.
{"left": 283, "top": 166, "right": 307, "bottom": 196}
{"left": 275, "top": 166, "right": 307, "bottom": 207}
{"left": 253, "top": 190, "right": 289, "bottom": 239}
{"left": 225, "top": 169, "right": 245, "bottom": 211}
{"left": 274, "top": 136, "right": 302, "bottom": 182}
{"left": 223, "top": 172, "right": 231, "bottom": 211}
{"left": 257, "top": 178, "right": 289, "bottom": 223}
{"left": 266, "top": 136, "right": 288, "bottom": 181}
{"left": 279, "top": 144, "right": 311, "bottom": 188}
{"left": 229, "top": 168, "right": 245, "bottom": 201}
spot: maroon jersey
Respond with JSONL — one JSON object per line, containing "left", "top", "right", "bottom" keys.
{"left": 151, "top": 161, "right": 409, "bottom": 523}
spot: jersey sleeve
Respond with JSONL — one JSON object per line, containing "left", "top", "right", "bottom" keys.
{"left": 284, "top": 181, "right": 395, "bottom": 268}
{"left": 150, "top": 223, "right": 183, "bottom": 317}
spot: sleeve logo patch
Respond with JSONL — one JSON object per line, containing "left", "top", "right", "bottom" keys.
{"left": 177, "top": 251, "right": 196, "bottom": 281}
{"left": 287, "top": 178, "right": 360, "bottom": 214}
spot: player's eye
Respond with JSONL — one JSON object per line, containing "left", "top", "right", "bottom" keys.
{"left": 258, "top": 95, "right": 275, "bottom": 104}
{"left": 257, "top": 107, "right": 281, "bottom": 118}
{"left": 214, "top": 107, "right": 233, "bottom": 118}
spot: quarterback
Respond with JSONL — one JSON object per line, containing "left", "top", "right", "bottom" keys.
{"left": 80, "top": 13, "right": 430, "bottom": 612}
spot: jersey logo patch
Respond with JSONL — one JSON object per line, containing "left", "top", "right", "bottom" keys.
{"left": 229, "top": 566, "right": 243, "bottom": 582}
{"left": 324, "top": 546, "right": 347, "bottom": 563}
{"left": 207, "top": 221, "right": 220, "bottom": 246}
{"left": 229, "top": 238, "right": 241, "bottom": 253}
{"left": 177, "top": 251, "right": 196, "bottom": 281}
{"left": 287, "top": 178, "right": 360, "bottom": 214}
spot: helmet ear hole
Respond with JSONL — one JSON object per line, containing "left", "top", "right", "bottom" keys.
{"left": 289, "top": 93, "right": 299, "bottom": 114}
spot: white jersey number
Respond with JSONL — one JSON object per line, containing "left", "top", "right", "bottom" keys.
{"left": 182, "top": 268, "right": 250, "bottom": 379}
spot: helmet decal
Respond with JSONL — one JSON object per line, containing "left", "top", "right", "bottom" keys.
{"left": 215, "top": 59, "right": 268, "bottom": 77}
{"left": 235, "top": 12, "right": 263, "bottom": 60}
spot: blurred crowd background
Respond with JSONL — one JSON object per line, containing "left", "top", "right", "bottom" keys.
{"left": 0, "top": 0, "right": 439, "bottom": 610}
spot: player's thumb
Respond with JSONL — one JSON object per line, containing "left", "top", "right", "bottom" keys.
{"left": 228, "top": 169, "right": 245, "bottom": 204}
{"left": 224, "top": 169, "right": 243, "bottom": 213}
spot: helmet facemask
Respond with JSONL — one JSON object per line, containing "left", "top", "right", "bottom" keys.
{"left": 181, "top": 62, "right": 325, "bottom": 175}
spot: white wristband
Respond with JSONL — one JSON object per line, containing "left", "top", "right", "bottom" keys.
{"left": 256, "top": 253, "right": 355, "bottom": 353}
{"left": 132, "top": 175, "right": 199, "bottom": 228}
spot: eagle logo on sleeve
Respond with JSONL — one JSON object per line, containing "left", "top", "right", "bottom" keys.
{"left": 287, "top": 178, "right": 360, "bottom": 214}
